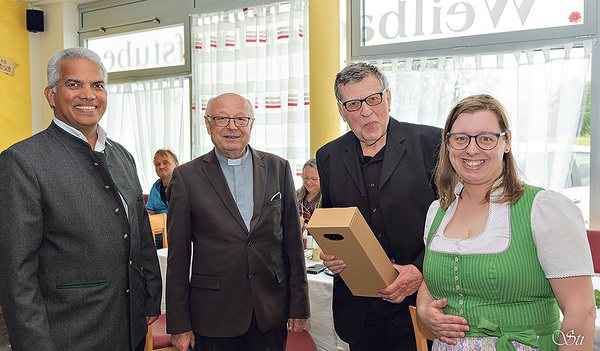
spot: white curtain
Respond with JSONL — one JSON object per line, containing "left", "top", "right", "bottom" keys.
{"left": 374, "top": 40, "right": 591, "bottom": 192}
{"left": 190, "top": 0, "right": 310, "bottom": 174}
{"left": 102, "top": 76, "right": 191, "bottom": 192}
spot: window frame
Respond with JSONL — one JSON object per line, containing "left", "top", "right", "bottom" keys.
{"left": 350, "top": 0, "right": 597, "bottom": 60}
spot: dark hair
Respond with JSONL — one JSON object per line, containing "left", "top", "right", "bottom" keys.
{"left": 334, "top": 62, "right": 388, "bottom": 101}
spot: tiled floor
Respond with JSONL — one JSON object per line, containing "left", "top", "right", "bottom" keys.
{"left": 0, "top": 314, "right": 10, "bottom": 350}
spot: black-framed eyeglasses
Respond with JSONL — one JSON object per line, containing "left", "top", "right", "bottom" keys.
{"left": 338, "top": 89, "right": 387, "bottom": 112}
{"left": 207, "top": 115, "right": 254, "bottom": 127}
{"left": 302, "top": 175, "right": 319, "bottom": 182}
{"left": 446, "top": 132, "right": 507, "bottom": 150}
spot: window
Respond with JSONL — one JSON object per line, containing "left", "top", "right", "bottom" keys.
{"left": 352, "top": 0, "right": 598, "bottom": 226}
{"left": 87, "top": 24, "right": 185, "bottom": 73}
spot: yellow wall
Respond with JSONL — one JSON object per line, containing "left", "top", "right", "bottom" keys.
{"left": 0, "top": 0, "right": 32, "bottom": 152}
{"left": 309, "top": 0, "right": 341, "bottom": 156}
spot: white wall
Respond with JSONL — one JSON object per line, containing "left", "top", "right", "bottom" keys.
{"left": 30, "top": 2, "right": 80, "bottom": 134}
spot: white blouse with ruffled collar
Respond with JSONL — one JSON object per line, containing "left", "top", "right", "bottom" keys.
{"left": 424, "top": 182, "right": 594, "bottom": 278}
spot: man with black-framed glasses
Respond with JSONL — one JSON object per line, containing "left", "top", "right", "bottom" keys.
{"left": 166, "top": 92, "right": 310, "bottom": 351}
{"left": 316, "top": 62, "right": 442, "bottom": 351}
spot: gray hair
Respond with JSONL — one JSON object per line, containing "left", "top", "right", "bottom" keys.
{"left": 205, "top": 94, "right": 255, "bottom": 118}
{"left": 296, "top": 158, "right": 319, "bottom": 204}
{"left": 334, "top": 62, "right": 389, "bottom": 101}
{"left": 47, "top": 47, "right": 107, "bottom": 92}
{"left": 302, "top": 158, "right": 317, "bottom": 173}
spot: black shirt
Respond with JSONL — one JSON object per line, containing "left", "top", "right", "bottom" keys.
{"left": 357, "top": 138, "right": 394, "bottom": 261}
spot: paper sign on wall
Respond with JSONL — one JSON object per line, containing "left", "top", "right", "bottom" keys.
{"left": 0, "top": 57, "right": 18, "bottom": 76}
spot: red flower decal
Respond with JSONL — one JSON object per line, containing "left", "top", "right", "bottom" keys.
{"left": 569, "top": 11, "right": 582, "bottom": 23}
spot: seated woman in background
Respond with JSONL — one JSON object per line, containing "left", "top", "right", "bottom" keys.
{"left": 147, "top": 149, "right": 179, "bottom": 249}
{"left": 297, "top": 158, "right": 321, "bottom": 232}
{"left": 417, "top": 94, "right": 595, "bottom": 351}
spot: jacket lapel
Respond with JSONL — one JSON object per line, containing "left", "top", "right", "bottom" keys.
{"left": 202, "top": 150, "right": 248, "bottom": 233}
{"left": 380, "top": 119, "right": 406, "bottom": 191}
{"left": 249, "top": 148, "right": 267, "bottom": 234}
{"left": 342, "top": 135, "right": 367, "bottom": 199}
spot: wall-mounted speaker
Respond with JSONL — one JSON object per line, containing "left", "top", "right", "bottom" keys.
{"left": 26, "top": 9, "right": 44, "bottom": 33}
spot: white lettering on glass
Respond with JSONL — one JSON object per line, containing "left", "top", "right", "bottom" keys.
{"left": 361, "top": 0, "right": 584, "bottom": 46}
{"left": 87, "top": 25, "right": 185, "bottom": 73}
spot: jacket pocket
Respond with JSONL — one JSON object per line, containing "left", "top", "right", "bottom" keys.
{"left": 190, "top": 274, "right": 221, "bottom": 290}
{"left": 275, "top": 266, "right": 288, "bottom": 284}
{"left": 56, "top": 280, "right": 108, "bottom": 289}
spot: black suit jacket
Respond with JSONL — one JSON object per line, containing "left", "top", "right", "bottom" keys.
{"left": 166, "top": 147, "right": 310, "bottom": 338}
{"left": 316, "top": 118, "right": 441, "bottom": 344}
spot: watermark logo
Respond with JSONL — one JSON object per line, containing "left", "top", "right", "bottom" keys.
{"left": 553, "top": 330, "right": 585, "bottom": 346}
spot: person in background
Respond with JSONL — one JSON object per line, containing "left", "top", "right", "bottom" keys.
{"left": 316, "top": 62, "right": 442, "bottom": 351}
{"left": 166, "top": 92, "right": 310, "bottom": 351}
{"left": 0, "top": 47, "right": 161, "bottom": 351}
{"left": 147, "top": 149, "right": 179, "bottom": 249}
{"left": 418, "top": 94, "right": 595, "bottom": 351}
{"left": 296, "top": 158, "right": 321, "bottom": 232}
{"left": 147, "top": 149, "right": 179, "bottom": 215}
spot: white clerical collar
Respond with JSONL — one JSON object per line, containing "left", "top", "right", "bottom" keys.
{"left": 215, "top": 147, "right": 251, "bottom": 166}
{"left": 53, "top": 118, "right": 108, "bottom": 152}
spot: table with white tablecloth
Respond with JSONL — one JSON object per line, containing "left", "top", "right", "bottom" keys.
{"left": 155, "top": 248, "right": 349, "bottom": 351}
{"left": 303, "top": 260, "right": 350, "bottom": 351}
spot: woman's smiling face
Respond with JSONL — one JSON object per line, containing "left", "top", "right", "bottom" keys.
{"left": 448, "top": 109, "right": 510, "bottom": 188}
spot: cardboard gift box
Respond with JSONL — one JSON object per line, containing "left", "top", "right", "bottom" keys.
{"left": 306, "top": 207, "right": 398, "bottom": 297}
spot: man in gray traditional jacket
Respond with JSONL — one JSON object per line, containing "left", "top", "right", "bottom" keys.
{"left": 0, "top": 47, "right": 162, "bottom": 351}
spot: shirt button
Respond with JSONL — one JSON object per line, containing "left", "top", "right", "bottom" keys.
{"left": 372, "top": 208, "right": 377, "bottom": 213}
{"left": 455, "top": 276, "right": 459, "bottom": 281}
{"left": 129, "top": 260, "right": 132, "bottom": 265}
{"left": 454, "top": 266, "right": 458, "bottom": 271}
{"left": 459, "top": 300, "right": 464, "bottom": 304}
{"left": 455, "top": 241, "right": 460, "bottom": 246}
{"left": 125, "top": 289, "right": 130, "bottom": 294}
{"left": 459, "top": 293, "right": 464, "bottom": 297}
{"left": 93, "top": 162, "right": 99, "bottom": 167}
{"left": 247, "top": 273, "right": 251, "bottom": 279}
{"left": 369, "top": 183, "right": 375, "bottom": 187}
{"left": 114, "top": 208, "right": 120, "bottom": 214}
{"left": 247, "top": 240, "right": 253, "bottom": 247}
{"left": 459, "top": 309, "right": 464, "bottom": 314}
{"left": 104, "top": 185, "right": 110, "bottom": 190}
{"left": 455, "top": 257, "right": 459, "bottom": 262}
{"left": 124, "top": 233, "right": 128, "bottom": 239}
{"left": 456, "top": 285, "right": 460, "bottom": 291}
{"left": 376, "top": 233, "right": 382, "bottom": 239}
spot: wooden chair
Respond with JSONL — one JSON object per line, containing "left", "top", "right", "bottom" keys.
{"left": 144, "top": 314, "right": 175, "bottom": 351}
{"left": 409, "top": 305, "right": 435, "bottom": 351}
{"left": 149, "top": 213, "right": 168, "bottom": 248}
{"left": 587, "top": 229, "right": 600, "bottom": 274}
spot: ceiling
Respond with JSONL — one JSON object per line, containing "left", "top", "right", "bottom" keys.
{"left": 18, "top": 0, "right": 98, "bottom": 5}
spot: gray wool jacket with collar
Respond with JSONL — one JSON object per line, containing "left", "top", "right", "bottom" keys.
{"left": 0, "top": 121, "right": 162, "bottom": 351}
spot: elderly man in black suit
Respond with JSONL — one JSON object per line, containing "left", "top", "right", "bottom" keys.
{"left": 0, "top": 47, "right": 161, "bottom": 350}
{"left": 166, "top": 92, "right": 310, "bottom": 351}
{"left": 317, "top": 62, "right": 442, "bottom": 351}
